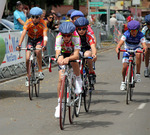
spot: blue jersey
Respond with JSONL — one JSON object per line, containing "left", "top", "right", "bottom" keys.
{"left": 14, "top": 10, "right": 26, "bottom": 31}
{"left": 121, "top": 30, "right": 145, "bottom": 49}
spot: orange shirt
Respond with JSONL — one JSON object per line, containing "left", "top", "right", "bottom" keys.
{"left": 23, "top": 18, "right": 47, "bottom": 39}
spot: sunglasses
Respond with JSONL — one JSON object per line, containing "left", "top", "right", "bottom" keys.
{"left": 31, "top": 15, "right": 40, "bottom": 19}
{"left": 77, "top": 27, "right": 87, "bottom": 31}
{"left": 62, "top": 34, "right": 72, "bottom": 37}
{"left": 130, "top": 29, "right": 138, "bottom": 33}
{"left": 48, "top": 16, "right": 54, "bottom": 19}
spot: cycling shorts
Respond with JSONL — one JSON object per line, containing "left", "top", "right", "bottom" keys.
{"left": 79, "top": 46, "right": 91, "bottom": 57}
{"left": 27, "top": 36, "right": 43, "bottom": 48}
{"left": 122, "top": 47, "right": 142, "bottom": 63}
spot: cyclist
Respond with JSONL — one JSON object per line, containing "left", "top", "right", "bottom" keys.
{"left": 54, "top": 22, "right": 82, "bottom": 118}
{"left": 70, "top": 10, "right": 97, "bottom": 44}
{"left": 16, "top": 7, "right": 48, "bottom": 86}
{"left": 142, "top": 14, "right": 150, "bottom": 77}
{"left": 116, "top": 20, "right": 147, "bottom": 91}
{"left": 74, "top": 17, "right": 97, "bottom": 81}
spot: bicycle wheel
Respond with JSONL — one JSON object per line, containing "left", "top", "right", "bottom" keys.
{"left": 59, "top": 76, "right": 67, "bottom": 130}
{"left": 74, "top": 93, "right": 82, "bottom": 117}
{"left": 28, "top": 60, "right": 34, "bottom": 100}
{"left": 129, "top": 65, "right": 134, "bottom": 101}
{"left": 35, "top": 79, "right": 40, "bottom": 97}
{"left": 83, "top": 73, "right": 92, "bottom": 112}
{"left": 126, "top": 63, "right": 131, "bottom": 104}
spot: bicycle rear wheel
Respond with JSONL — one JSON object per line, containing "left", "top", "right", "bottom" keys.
{"left": 28, "top": 60, "right": 35, "bottom": 100}
{"left": 83, "top": 74, "right": 91, "bottom": 112}
{"left": 59, "top": 76, "right": 67, "bottom": 130}
{"left": 126, "top": 63, "right": 131, "bottom": 104}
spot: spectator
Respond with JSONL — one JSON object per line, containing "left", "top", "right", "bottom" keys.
{"left": 13, "top": 1, "right": 26, "bottom": 31}
{"left": 45, "top": 12, "right": 58, "bottom": 30}
{"left": 110, "top": 14, "right": 118, "bottom": 35}
{"left": 122, "top": 15, "right": 133, "bottom": 33}
{"left": 110, "top": 14, "right": 118, "bottom": 28}
{"left": 23, "top": 5, "right": 30, "bottom": 19}
{"left": 66, "top": 9, "right": 75, "bottom": 21}
{"left": 41, "top": 9, "right": 46, "bottom": 20}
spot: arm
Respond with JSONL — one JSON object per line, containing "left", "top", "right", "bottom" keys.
{"left": 91, "top": 44, "right": 97, "bottom": 62}
{"left": 141, "top": 42, "right": 148, "bottom": 53}
{"left": 115, "top": 39, "right": 124, "bottom": 53}
{"left": 17, "top": 18, "right": 25, "bottom": 26}
{"left": 62, "top": 49, "right": 80, "bottom": 65}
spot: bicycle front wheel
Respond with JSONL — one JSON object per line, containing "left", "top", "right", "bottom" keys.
{"left": 126, "top": 63, "right": 131, "bottom": 105}
{"left": 28, "top": 60, "right": 34, "bottom": 100}
{"left": 83, "top": 74, "right": 91, "bottom": 112}
{"left": 35, "top": 79, "right": 40, "bottom": 97}
{"left": 74, "top": 93, "right": 82, "bottom": 117}
{"left": 59, "top": 76, "right": 67, "bottom": 130}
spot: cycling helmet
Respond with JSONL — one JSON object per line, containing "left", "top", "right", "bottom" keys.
{"left": 67, "top": 9, "right": 75, "bottom": 17}
{"left": 30, "top": 7, "right": 43, "bottom": 16}
{"left": 144, "top": 14, "right": 150, "bottom": 23}
{"left": 127, "top": 20, "right": 140, "bottom": 30}
{"left": 70, "top": 10, "right": 84, "bottom": 20}
{"left": 74, "top": 17, "right": 89, "bottom": 27}
{"left": 59, "top": 22, "right": 76, "bottom": 34}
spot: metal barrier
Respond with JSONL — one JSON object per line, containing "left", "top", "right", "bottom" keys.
{"left": 0, "top": 29, "right": 57, "bottom": 80}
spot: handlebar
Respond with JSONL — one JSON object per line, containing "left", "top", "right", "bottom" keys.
{"left": 117, "top": 49, "right": 145, "bottom": 61}
{"left": 49, "top": 57, "right": 81, "bottom": 72}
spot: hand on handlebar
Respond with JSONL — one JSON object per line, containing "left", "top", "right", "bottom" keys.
{"left": 16, "top": 45, "right": 21, "bottom": 51}
{"left": 92, "top": 54, "right": 97, "bottom": 62}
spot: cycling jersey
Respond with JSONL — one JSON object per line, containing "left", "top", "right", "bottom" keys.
{"left": 87, "top": 25, "right": 94, "bottom": 35}
{"left": 142, "top": 26, "right": 150, "bottom": 43}
{"left": 121, "top": 30, "right": 146, "bottom": 49}
{"left": 23, "top": 18, "right": 47, "bottom": 39}
{"left": 55, "top": 31, "right": 81, "bottom": 54}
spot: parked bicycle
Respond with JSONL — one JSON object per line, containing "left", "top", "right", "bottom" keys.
{"left": 118, "top": 49, "right": 144, "bottom": 104}
{"left": 49, "top": 58, "right": 82, "bottom": 130}
{"left": 19, "top": 47, "right": 42, "bottom": 100}
{"left": 80, "top": 56, "right": 95, "bottom": 112}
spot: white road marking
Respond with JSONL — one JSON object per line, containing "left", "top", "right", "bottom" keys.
{"left": 138, "top": 103, "right": 146, "bottom": 110}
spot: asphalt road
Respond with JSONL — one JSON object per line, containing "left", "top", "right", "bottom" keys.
{"left": 0, "top": 48, "right": 150, "bottom": 135}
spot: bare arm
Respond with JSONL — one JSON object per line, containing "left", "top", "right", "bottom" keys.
{"left": 115, "top": 40, "right": 124, "bottom": 53}
{"left": 17, "top": 18, "right": 25, "bottom": 26}
{"left": 18, "top": 29, "right": 27, "bottom": 45}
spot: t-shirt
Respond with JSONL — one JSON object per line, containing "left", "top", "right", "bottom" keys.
{"left": 55, "top": 31, "right": 81, "bottom": 53}
{"left": 23, "top": 18, "right": 47, "bottom": 39}
{"left": 14, "top": 10, "right": 26, "bottom": 31}
{"left": 121, "top": 30, "right": 146, "bottom": 49}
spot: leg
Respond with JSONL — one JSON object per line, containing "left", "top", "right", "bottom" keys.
{"left": 122, "top": 62, "right": 128, "bottom": 82}
{"left": 26, "top": 51, "right": 31, "bottom": 76}
{"left": 84, "top": 50, "right": 94, "bottom": 72}
{"left": 144, "top": 49, "right": 150, "bottom": 77}
{"left": 35, "top": 45, "right": 42, "bottom": 72}
{"left": 136, "top": 53, "right": 141, "bottom": 74}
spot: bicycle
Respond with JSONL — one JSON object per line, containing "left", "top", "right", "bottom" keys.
{"left": 49, "top": 58, "right": 81, "bottom": 130}
{"left": 19, "top": 46, "right": 42, "bottom": 100}
{"left": 118, "top": 49, "right": 144, "bottom": 104}
{"left": 80, "top": 56, "right": 95, "bottom": 112}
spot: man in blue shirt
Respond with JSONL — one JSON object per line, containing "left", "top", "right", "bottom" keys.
{"left": 13, "top": 1, "right": 26, "bottom": 31}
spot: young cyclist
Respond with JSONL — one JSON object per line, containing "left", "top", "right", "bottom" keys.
{"left": 70, "top": 10, "right": 97, "bottom": 44}
{"left": 116, "top": 20, "right": 147, "bottom": 91}
{"left": 142, "top": 14, "right": 150, "bottom": 77}
{"left": 16, "top": 7, "right": 48, "bottom": 86}
{"left": 74, "top": 17, "right": 97, "bottom": 81}
{"left": 54, "top": 22, "right": 82, "bottom": 118}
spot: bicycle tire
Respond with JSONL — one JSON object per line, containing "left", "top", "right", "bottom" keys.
{"left": 28, "top": 60, "right": 34, "bottom": 100}
{"left": 129, "top": 65, "right": 134, "bottom": 101}
{"left": 126, "top": 63, "right": 131, "bottom": 105}
{"left": 59, "top": 76, "right": 67, "bottom": 130}
{"left": 35, "top": 79, "right": 40, "bottom": 97}
{"left": 83, "top": 73, "right": 91, "bottom": 112}
{"left": 74, "top": 93, "right": 82, "bottom": 117}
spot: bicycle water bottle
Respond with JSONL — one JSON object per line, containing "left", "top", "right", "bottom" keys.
{"left": 83, "top": 68, "right": 86, "bottom": 78}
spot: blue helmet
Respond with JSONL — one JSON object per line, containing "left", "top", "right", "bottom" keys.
{"left": 74, "top": 17, "right": 89, "bottom": 27}
{"left": 70, "top": 10, "right": 84, "bottom": 20}
{"left": 145, "top": 14, "right": 150, "bottom": 23}
{"left": 67, "top": 9, "right": 75, "bottom": 17}
{"left": 30, "top": 7, "right": 43, "bottom": 16}
{"left": 59, "top": 22, "right": 76, "bottom": 34}
{"left": 127, "top": 20, "right": 140, "bottom": 30}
